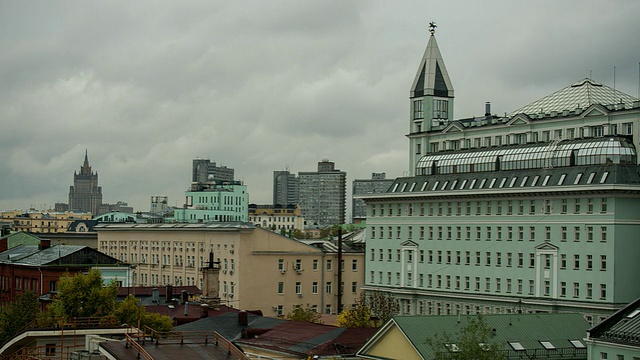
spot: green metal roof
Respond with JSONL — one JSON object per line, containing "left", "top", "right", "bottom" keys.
{"left": 391, "top": 313, "right": 588, "bottom": 359}
{"left": 508, "top": 78, "right": 639, "bottom": 117}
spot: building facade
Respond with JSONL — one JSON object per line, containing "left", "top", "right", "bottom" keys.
{"left": 68, "top": 151, "right": 103, "bottom": 215}
{"left": 299, "top": 160, "right": 347, "bottom": 226}
{"left": 352, "top": 173, "right": 394, "bottom": 222}
{"left": 1, "top": 210, "right": 92, "bottom": 233}
{"left": 168, "top": 180, "right": 248, "bottom": 223}
{"left": 192, "top": 158, "right": 235, "bottom": 183}
{"left": 248, "top": 204, "right": 305, "bottom": 232}
{"left": 0, "top": 239, "right": 128, "bottom": 306}
{"left": 361, "top": 27, "right": 640, "bottom": 324}
{"left": 273, "top": 170, "right": 299, "bottom": 206}
{"left": 586, "top": 297, "right": 640, "bottom": 360}
{"left": 96, "top": 224, "right": 364, "bottom": 317}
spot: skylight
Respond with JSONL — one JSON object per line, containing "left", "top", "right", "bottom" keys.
{"left": 542, "top": 175, "right": 551, "bottom": 186}
{"left": 574, "top": 173, "right": 583, "bottom": 184}
{"left": 570, "top": 340, "right": 585, "bottom": 349}
{"left": 531, "top": 175, "right": 539, "bottom": 186}
{"left": 587, "top": 172, "right": 596, "bottom": 184}
{"left": 558, "top": 174, "right": 566, "bottom": 185}
{"left": 432, "top": 181, "right": 440, "bottom": 191}
{"left": 460, "top": 179, "right": 467, "bottom": 189}
{"left": 626, "top": 309, "right": 640, "bottom": 318}
{"left": 540, "top": 341, "right": 555, "bottom": 350}
{"left": 520, "top": 176, "right": 528, "bottom": 187}
{"left": 600, "top": 172, "right": 609, "bottom": 183}
{"left": 421, "top": 182, "right": 428, "bottom": 191}
{"left": 445, "top": 343, "right": 460, "bottom": 352}
{"left": 409, "top": 182, "right": 416, "bottom": 192}
{"left": 509, "top": 342, "right": 525, "bottom": 351}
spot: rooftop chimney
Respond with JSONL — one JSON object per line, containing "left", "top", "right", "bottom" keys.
{"left": 165, "top": 284, "right": 173, "bottom": 303}
{"left": 39, "top": 239, "right": 51, "bottom": 250}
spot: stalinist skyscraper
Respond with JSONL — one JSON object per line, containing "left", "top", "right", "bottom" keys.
{"left": 68, "top": 150, "right": 102, "bottom": 215}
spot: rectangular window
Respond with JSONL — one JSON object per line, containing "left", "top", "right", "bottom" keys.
{"left": 413, "top": 99, "right": 424, "bottom": 119}
{"left": 433, "top": 99, "right": 449, "bottom": 119}
{"left": 312, "top": 282, "right": 318, "bottom": 294}
{"left": 326, "top": 282, "right": 332, "bottom": 294}
{"left": 277, "top": 282, "right": 284, "bottom": 294}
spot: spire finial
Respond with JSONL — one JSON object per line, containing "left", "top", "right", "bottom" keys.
{"left": 429, "top": 21, "right": 437, "bottom": 35}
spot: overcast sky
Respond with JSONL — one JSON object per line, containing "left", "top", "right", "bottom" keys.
{"left": 1, "top": 1, "right": 639, "bottom": 214}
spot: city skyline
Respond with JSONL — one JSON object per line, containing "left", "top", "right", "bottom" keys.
{"left": 1, "top": 1, "right": 639, "bottom": 212}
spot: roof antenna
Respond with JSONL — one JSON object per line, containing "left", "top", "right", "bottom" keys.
{"left": 457, "top": 310, "right": 461, "bottom": 323}
{"left": 613, "top": 65, "right": 616, "bottom": 90}
{"left": 589, "top": 69, "right": 592, "bottom": 80}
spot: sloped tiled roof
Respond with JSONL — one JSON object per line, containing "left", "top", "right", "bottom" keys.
{"left": 361, "top": 314, "right": 588, "bottom": 359}
{"left": 509, "top": 78, "right": 639, "bottom": 117}
{"left": 589, "top": 297, "right": 640, "bottom": 346}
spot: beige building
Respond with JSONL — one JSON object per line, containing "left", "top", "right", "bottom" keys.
{"left": 248, "top": 204, "right": 305, "bottom": 232}
{"left": 1, "top": 210, "right": 92, "bottom": 233}
{"left": 95, "top": 223, "right": 364, "bottom": 317}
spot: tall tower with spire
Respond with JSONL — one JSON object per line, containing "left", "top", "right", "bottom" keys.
{"left": 68, "top": 150, "right": 103, "bottom": 215}
{"left": 407, "top": 22, "right": 455, "bottom": 175}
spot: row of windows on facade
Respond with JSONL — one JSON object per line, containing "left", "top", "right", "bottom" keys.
{"left": 100, "top": 241, "right": 234, "bottom": 253}
{"left": 370, "top": 197, "right": 608, "bottom": 218}
{"left": 255, "top": 223, "right": 296, "bottom": 230}
{"left": 368, "top": 271, "right": 608, "bottom": 300}
{"left": 186, "top": 213, "right": 244, "bottom": 221}
{"left": 277, "top": 258, "right": 359, "bottom": 272}
{"left": 276, "top": 281, "right": 359, "bottom": 295}
{"left": 371, "top": 249, "right": 607, "bottom": 272}
{"left": 1, "top": 277, "right": 56, "bottom": 292}
{"left": 370, "top": 224, "right": 608, "bottom": 243}
{"left": 418, "top": 123, "right": 633, "bottom": 152}
{"left": 599, "top": 353, "right": 639, "bottom": 360}
{"left": 399, "top": 299, "right": 610, "bottom": 327}
{"left": 273, "top": 303, "right": 346, "bottom": 316}
{"left": 412, "top": 99, "right": 448, "bottom": 121}
{"left": 248, "top": 216, "right": 297, "bottom": 222}
{"left": 192, "top": 195, "right": 245, "bottom": 205}
{"left": 134, "top": 273, "right": 200, "bottom": 288}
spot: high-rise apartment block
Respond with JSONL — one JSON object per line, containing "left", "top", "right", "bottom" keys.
{"left": 192, "top": 158, "right": 235, "bottom": 184}
{"left": 352, "top": 173, "right": 393, "bottom": 222}
{"left": 360, "top": 25, "right": 640, "bottom": 324}
{"left": 273, "top": 170, "right": 299, "bottom": 206}
{"left": 68, "top": 151, "right": 103, "bottom": 215}
{"left": 298, "top": 160, "right": 346, "bottom": 226}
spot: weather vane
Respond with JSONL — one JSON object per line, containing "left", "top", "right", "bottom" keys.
{"left": 429, "top": 21, "right": 437, "bottom": 35}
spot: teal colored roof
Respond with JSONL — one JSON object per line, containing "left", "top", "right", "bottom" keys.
{"left": 508, "top": 78, "right": 639, "bottom": 117}
{"left": 390, "top": 313, "right": 588, "bottom": 359}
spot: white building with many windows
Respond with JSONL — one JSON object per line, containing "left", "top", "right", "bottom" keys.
{"left": 361, "top": 25, "right": 640, "bottom": 325}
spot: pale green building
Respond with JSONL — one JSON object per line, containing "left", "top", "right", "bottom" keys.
{"left": 167, "top": 179, "right": 248, "bottom": 223}
{"left": 361, "top": 25, "right": 640, "bottom": 325}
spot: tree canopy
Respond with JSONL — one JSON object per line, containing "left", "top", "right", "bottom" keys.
{"left": 426, "top": 315, "right": 506, "bottom": 360}
{"left": 285, "top": 305, "right": 323, "bottom": 324}
{"left": 0, "top": 292, "right": 40, "bottom": 345}
{"left": 336, "top": 292, "right": 398, "bottom": 328}
{"left": 47, "top": 269, "right": 118, "bottom": 320}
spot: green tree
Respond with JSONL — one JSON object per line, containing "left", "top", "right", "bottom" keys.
{"left": 366, "top": 291, "right": 398, "bottom": 326}
{"left": 285, "top": 306, "right": 322, "bottom": 324}
{"left": 47, "top": 269, "right": 118, "bottom": 320}
{"left": 336, "top": 294, "right": 371, "bottom": 327}
{"left": 0, "top": 292, "right": 40, "bottom": 345}
{"left": 115, "top": 295, "right": 173, "bottom": 332}
{"left": 426, "top": 315, "right": 505, "bottom": 360}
